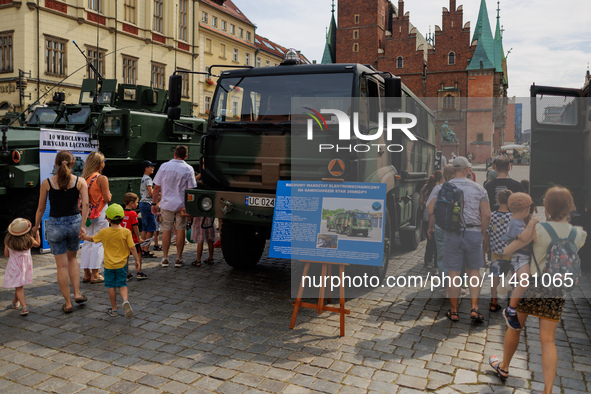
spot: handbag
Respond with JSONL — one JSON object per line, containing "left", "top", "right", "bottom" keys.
{"left": 86, "top": 174, "right": 104, "bottom": 226}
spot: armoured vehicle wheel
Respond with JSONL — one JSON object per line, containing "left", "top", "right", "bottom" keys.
{"left": 346, "top": 227, "right": 353, "bottom": 237}
{"left": 221, "top": 220, "right": 266, "bottom": 270}
{"left": 399, "top": 193, "right": 422, "bottom": 251}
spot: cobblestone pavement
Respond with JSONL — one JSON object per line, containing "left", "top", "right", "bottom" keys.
{"left": 1, "top": 234, "right": 591, "bottom": 393}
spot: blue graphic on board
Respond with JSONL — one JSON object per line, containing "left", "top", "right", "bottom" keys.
{"left": 269, "top": 181, "right": 386, "bottom": 267}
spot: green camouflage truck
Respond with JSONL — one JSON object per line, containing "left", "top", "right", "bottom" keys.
{"left": 172, "top": 56, "right": 436, "bottom": 277}
{"left": 0, "top": 78, "right": 204, "bottom": 229}
{"left": 334, "top": 210, "right": 372, "bottom": 237}
{"left": 530, "top": 80, "right": 591, "bottom": 266}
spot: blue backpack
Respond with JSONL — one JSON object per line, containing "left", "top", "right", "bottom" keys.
{"left": 434, "top": 181, "right": 465, "bottom": 232}
{"left": 533, "top": 223, "right": 581, "bottom": 292}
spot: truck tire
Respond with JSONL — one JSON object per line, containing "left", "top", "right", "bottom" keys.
{"left": 346, "top": 227, "right": 353, "bottom": 237}
{"left": 399, "top": 192, "right": 422, "bottom": 251}
{"left": 221, "top": 221, "right": 266, "bottom": 270}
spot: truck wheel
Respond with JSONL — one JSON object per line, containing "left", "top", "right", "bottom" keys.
{"left": 346, "top": 227, "right": 353, "bottom": 237}
{"left": 221, "top": 221, "right": 266, "bottom": 270}
{"left": 399, "top": 193, "right": 422, "bottom": 251}
{"left": 363, "top": 230, "right": 369, "bottom": 237}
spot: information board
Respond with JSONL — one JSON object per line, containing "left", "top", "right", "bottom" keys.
{"left": 269, "top": 181, "right": 387, "bottom": 266}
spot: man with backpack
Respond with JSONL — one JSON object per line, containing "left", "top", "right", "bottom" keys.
{"left": 436, "top": 156, "right": 491, "bottom": 323}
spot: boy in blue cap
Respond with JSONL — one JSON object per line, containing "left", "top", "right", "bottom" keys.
{"left": 82, "top": 204, "right": 138, "bottom": 318}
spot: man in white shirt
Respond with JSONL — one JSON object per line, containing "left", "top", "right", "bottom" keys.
{"left": 151, "top": 146, "right": 197, "bottom": 267}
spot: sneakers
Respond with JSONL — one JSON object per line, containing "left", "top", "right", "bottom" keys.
{"left": 137, "top": 272, "right": 148, "bottom": 280}
{"left": 122, "top": 300, "right": 134, "bottom": 319}
{"left": 127, "top": 273, "right": 133, "bottom": 281}
{"left": 503, "top": 307, "right": 522, "bottom": 330}
{"left": 174, "top": 259, "right": 184, "bottom": 268}
{"left": 161, "top": 258, "right": 169, "bottom": 267}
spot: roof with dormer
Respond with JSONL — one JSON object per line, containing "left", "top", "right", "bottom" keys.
{"left": 200, "top": 0, "right": 255, "bottom": 27}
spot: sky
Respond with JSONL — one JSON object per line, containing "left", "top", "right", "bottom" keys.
{"left": 233, "top": 0, "right": 591, "bottom": 98}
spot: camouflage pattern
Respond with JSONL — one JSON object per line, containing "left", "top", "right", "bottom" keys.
{"left": 0, "top": 79, "right": 204, "bottom": 227}
{"left": 183, "top": 63, "right": 437, "bottom": 270}
{"left": 334, "top": 210, "right": 372, "bottom": 237}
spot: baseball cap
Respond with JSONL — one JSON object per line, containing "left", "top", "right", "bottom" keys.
{"left": 105, "top": 204, "right": 125, "bottom": 220}
{"left": 141, "top": 160, "right": 156, "bottom": 169}
{"left": 8, "top": 218, "right": 32, "bottom": 236}
{"left": 452, "top": 156, "right": 471, "bottom": 169}
{"left": 508, "top": 192, "right": 533, "bottom": 211}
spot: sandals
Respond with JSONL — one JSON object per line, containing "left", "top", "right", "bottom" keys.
{"left": 489, "top": 303, "right": 502, "bottom": 312}
{"left": 206, "top": 258, "right": 214, "bottom": 265}
{"left": 106, "top": 308, "right": 118, "bottom": 317}
{"left": 10, "top": 301, "right": 21, "bottom": 309}
{"left": 489, "top": 355, "right": 509, "bottom": 380}
{"left": 90, "top": 275, "right": 104, "bottom": 284}
{"left": 446, "top": 309, "right": 459, "bottom": 322}
{"left": 470, "top": 308, "right": 484, "bottom": 323}
{"left": 62, "top": 304, "right": 73, "bottom": 314}
{"left": 20, "top": 308, "right": 29, "bottom": 316}
{"left": 141, "top": 251, "right": 157, "bottom": 258}
{"left": 153, "top": 245, "right": 163, "bottom": 251}
{"left": 82, "top": 277, "right": 91, "bottom": 283}
{"left": 75, "top": 294, "right": 88, "bottom": 304}
{"left": 191, "top": 260, "right": 201, "bottom": 267}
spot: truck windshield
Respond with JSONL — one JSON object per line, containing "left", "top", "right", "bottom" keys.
{"left": 211, "top": 73, "right": 353, "bottom": 125}
{"left": 356, "top": 213, "right": 370, "bottom": 220}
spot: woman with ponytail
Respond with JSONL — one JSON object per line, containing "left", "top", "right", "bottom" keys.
{"left": 80, "top": 151, "right": 111, "bottom": 284}
{"left": 34, "top": 150, "right": 89, "bottom": 313}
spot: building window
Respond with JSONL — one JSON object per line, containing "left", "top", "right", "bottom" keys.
{"left": 396, "top": 56, "right": 403, "bottom": 68}
{"left": 124, "top": 0, "right": 136, "bottom": 24}
{"left": 353, "top": 43, "right": 358, "bottom": 52}
{"left": 443, "top": 95, "right": 456, "bottom": 110}
{"left": 122, "top": 55, "right": 137, "bottom": 84}
{"left": 0, "top": 32, "right": 13, "bottom": 73}
{"left": 353, "top": 30, "right": 358, "bottom": 39}
{"left": 355, "top": 14, "right": 359, "bottom": 23}
{"left": 179, "top": 0, "right": 187, "bottom": 41}
{"left": 246, "top": 31, "right": 251, "bottom": 42}
{"left": 204, "top": 95, "right": 211, "bottom": 112}
{"left": 245, "top": 53, "right": 250, "bottom": 66}
{"left": 256, "top": 57, "right": 261, "bottom": 68}
{"left": 238, "top": 28, "right": 243, "bottom": 38}
{"left": 179, "top": 70, "right": 189, "bottom": 97}
{"left": 448, "top": 52, "right": 455, "bottom": 65}
{"left": 265, "top": 60, "right": 270, "bottom": 67}
{"left": 232, "top": 101, "right": 238, "bottom": 117}
{"left": 212, "top": 16, "right": 217, "bottom": 27}
{"left": 88, "top": 0, "right": 102, "bottom": 13}
{"left": 230, "top": 24, "right": 235, "bottom": 34}
{"left": 151, "top": 62, "right": 165, "bottom": 89}
{"left": 233, "top": 48, "right": 238, "bottom": 62}
{"left": 154, "top": 0, "right": 163, "bottom": 33}
{"left": 205, "top": 38, "right": 212, "bottom": 53}
{"left": 202, "top": 12, "right": 207, "bottom": 23}
{"left": 45, "top": 36, "right": 67, "bottom": 76}
{"left": 220, "top": 43, "right": 226, "bottom": 58}
{"left": 221, "top": 20, "right": 227, "bottom": 31}
{"left": 476, "top": 133, "right": 484, "bottom": 142}
{"left": 86, "top": 47, "right": 105, "bottom": 79}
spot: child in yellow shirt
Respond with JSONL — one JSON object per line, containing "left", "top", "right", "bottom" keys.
{"left": 82, "top": 204, "right": 139, "bottom": 318}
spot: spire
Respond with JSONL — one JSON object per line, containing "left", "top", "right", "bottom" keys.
{"left": 494, "top": 1, "right": 508, "bottom": 83}
{"left": 468, "top": 0, "right": 497, "bottom": 72}
{"left": 321, "top": 0, "right": 337, "bottom": 64}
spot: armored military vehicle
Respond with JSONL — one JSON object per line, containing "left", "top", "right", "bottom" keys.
{"left": 334, "top": 210, "right": 372, "bottom": 237}
{"left": 0, "top": 78, "right": 205, "bottom": 229}
{"left": 171, "top": 53, "right": 436, "bottom": 278}
{"left": 530, "top": 80, "right": 591, "bottom": 266}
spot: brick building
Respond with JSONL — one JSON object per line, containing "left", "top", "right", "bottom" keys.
{"left": 333, "top": 0, "right": 509, "bottom": 163}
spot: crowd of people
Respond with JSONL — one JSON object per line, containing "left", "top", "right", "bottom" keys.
{"left": 420, "top": 156, "right": 586, "bottom": 393}
{"left": 2, "top": 150, "right": 586, "bottom": 394}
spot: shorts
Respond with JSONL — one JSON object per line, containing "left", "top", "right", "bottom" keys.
{"left": 46, "top": 214, "right": 82, "bottom": 255}
{"left": 104, "top": 266, "right": 128, "bottom": 288}
{"left": 511, "top": 254, "right": 530, "bottom": 272}
{"left": 489, "top": 259, "right": 511, "bottom": 277}
{"left": 443, "top": 230, "right": 484, "bottom": 272}
{"left": 139, "top": 201, "right": 157, "bottom": 233}
{"left": 160, "top": 209, "right": 188, "bottom": 231}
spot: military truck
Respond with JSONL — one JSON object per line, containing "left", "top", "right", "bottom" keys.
{"left": 172, "top": 53, "right": 436, "bottom": 277}
{"left": 530, "top": 80, "right": 591, "bottom": 265}
{"left": 334, "top": 210, "right": 372, "bottom": 237}
{"left": 0, "top": 78, "right": 204, "bottom": 228}
{"left": 326, "top": 215, "right": 337, "bottom": 232}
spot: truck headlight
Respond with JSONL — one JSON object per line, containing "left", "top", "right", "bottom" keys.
{"left": 8, "top": 171, "right": 14, "bottom": 179}
{"left": 200, "top": 196, "right": 213, "bottom": 212}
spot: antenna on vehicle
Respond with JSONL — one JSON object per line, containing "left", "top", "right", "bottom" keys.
{"left": 73, "top": 41, "right": 103, "bottom": 105}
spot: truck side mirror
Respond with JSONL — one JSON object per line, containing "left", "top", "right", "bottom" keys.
{"left": 168, "top": 107, "right": 181, "bottom": 121}
{"left": 168, "top": 74, "right": 183, "bottom": 107}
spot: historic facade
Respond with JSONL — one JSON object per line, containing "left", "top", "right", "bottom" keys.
{"left": 0, "top": 0, "right": 307, "bottom": 119}
{"left": 333, "top": 0, "right": 509, "bottom": 162}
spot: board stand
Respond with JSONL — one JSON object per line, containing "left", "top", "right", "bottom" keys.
{"left": 290, "top": 260, "right": 351, "bottom": 337}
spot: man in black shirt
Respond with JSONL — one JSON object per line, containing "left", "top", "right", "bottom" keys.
{"left": 484, "top": 158, "right": 525, "bottom": 211}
